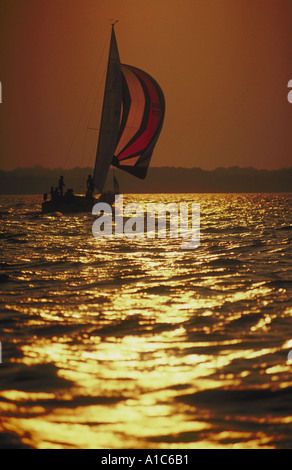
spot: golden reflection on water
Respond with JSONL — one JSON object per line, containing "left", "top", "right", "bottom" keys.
{"left": 1, "top": 194, "right": 292, "bottom": 448}
{"left": 3, "top": 328, "right": 289, "bottom": 448}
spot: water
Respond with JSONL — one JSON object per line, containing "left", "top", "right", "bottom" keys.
{"left": 0, "top": 193, "right": 291, "bottom": 449}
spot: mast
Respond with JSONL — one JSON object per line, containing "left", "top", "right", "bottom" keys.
{"left": 93, "top": 24, "right": 122, "bottom": 193}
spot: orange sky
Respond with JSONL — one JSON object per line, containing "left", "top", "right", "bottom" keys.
{"left": 0, "top": 0, "right": 292, "bottom": 170}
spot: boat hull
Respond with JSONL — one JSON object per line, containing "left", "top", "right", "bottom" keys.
{"left": 42, "top": 193, "right": 116, "bottom": 214}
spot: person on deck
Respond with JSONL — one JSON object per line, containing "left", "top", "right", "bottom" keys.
{"left": 58, "top": 176, "right": 65, "bottom": 197}
{"left": 52, "top": 187, "right": 59, "bottom": 202}
{"left": 50, "top": 186, "right": 54, "bottom": 200}
{"left": 86, "top": 174, "right": 94, "bottom": 197}
{"left": 64, "top": 188, "right": 74, "bottom": 202}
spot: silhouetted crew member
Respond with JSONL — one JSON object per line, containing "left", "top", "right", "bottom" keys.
{"left": 58, "top": 176, "right": 65, "bottom": 197}
{"left": 43, "top": 193, "right": 48, "bottom": 202}
{"left": 64, "top": 188, "right": 74, "bottom": 201}
{"left": 50, "top": 186, "right": 54, "bottom": 200}
{"left": 86, "top": 174, "right": 94, "bottom": 197}
{"left": 52, "top": 187, "right": 59, "bottom": 202}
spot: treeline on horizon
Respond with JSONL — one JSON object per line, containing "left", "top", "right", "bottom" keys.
{"left": 0, "top": 165, "right": 291, "bottom": 194}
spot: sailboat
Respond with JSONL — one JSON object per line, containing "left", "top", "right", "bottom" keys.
{"left": 42, "top": 23, "right": 165, "bottom": 214}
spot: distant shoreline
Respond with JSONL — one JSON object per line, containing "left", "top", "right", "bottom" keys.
{"left": 0, "top": 166, "right": 291, "bottom": 194}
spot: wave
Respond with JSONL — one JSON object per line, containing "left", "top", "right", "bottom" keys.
{"left": 207, "top": 258, "right": 243, "bottom": 267}
{"left": 0, "top": 274, "right": 10, "bottom": 283}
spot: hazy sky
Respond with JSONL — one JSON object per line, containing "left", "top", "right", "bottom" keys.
{"left": 1, "top": 0, "right": 292, "bottom": 170}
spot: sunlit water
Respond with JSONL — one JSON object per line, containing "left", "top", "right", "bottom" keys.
{"left": 0, "top": 193, "right": 291, "bottom": 449}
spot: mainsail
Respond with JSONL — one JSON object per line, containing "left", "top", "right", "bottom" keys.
{"left": 93, "top": 25, "right": 165, "bottom": 193}
{"left": 93, "top": 26, "right": 122, "bottom": 192}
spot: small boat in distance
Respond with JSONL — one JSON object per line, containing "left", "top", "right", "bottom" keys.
{"left": 42, "top": 22, "right": 165, "bottom": 214}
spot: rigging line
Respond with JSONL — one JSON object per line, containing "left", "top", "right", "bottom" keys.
{"left": 86, "top": 61, "right": 107, "bottom": 169}
{"left": 87, "top": 62, "right": 107, "bottom": 129}
{"left": 63, "top": 29, "right": 111, "bottom": 169}
{"left": 80, "top": 127, "right": 88, "bottom": 169}
{"left": 81, "top": 127, "right": 99, "bottom": 169}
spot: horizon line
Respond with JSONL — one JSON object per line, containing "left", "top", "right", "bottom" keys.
{"left": 1, "top": 165, "right": 292, "bottom": 172}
